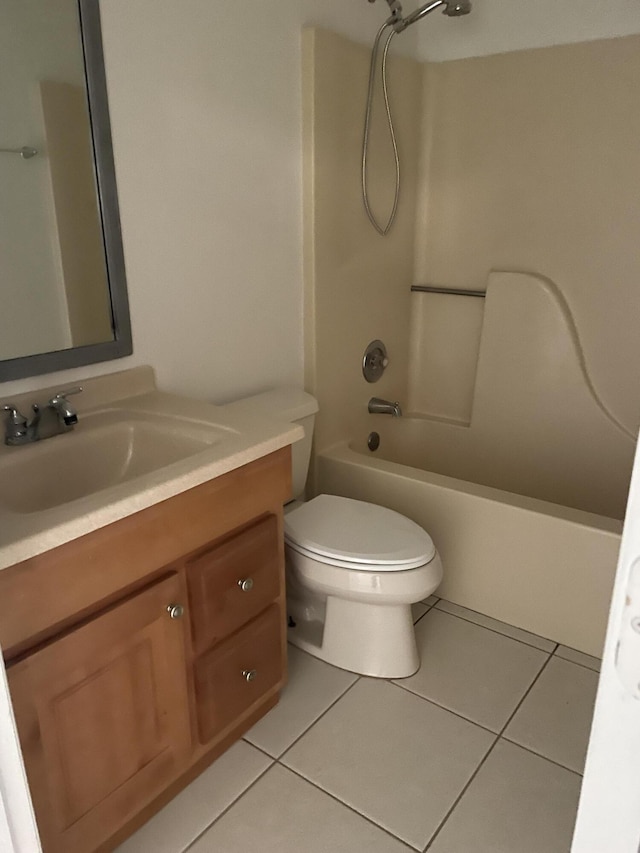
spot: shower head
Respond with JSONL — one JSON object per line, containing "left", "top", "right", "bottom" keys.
{"left": 381, "top": 0, "right": 472, "bottom": 32}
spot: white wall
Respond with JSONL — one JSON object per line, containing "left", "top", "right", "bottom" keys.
{"left": 0, "top": 0, "right": 412, "bottom": 403}
{"left": 418, "top": 0, "right": 640, "bottom": 61}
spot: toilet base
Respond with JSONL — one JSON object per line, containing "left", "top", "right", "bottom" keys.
{"left": 287, "top": 595, "right": 420, "bottom": 678}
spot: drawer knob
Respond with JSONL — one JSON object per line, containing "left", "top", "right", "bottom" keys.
{"left": 238, "top": 578, "right": 254, "bottom": 592}
{"left": 167, "top": 603, "right": 185, "bottom": 620}
{"left": 242, "top": 669, "right": 258, "bottom": 683}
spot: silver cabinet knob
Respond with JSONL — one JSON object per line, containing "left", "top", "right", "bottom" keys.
{"left": 242, "top": 669, "right": 257, "bottom": 682}
{"left": 167, "top": 603, "right": 185, "bottom": 619}
{"left": 237, "top": 578, "right": 254, "bottom": 592}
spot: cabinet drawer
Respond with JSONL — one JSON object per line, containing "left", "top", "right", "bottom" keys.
{"left": 194, "top": 605, "right": 282, "bottom": 744}
{"left": 187, "top": 514, "right": 281, "bottom": 653}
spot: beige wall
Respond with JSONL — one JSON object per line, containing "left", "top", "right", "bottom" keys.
{"left": 303, "top": 28, "right": 422, "bottom": 455}
{"left": 415, "top": 34, "right": 640, "bottom": 435}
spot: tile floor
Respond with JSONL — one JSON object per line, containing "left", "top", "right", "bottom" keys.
{"left": 117, "top": 598, "right": 600, "bottom": 853}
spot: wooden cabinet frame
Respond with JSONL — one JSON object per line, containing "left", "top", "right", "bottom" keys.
{"left": 1, "top": 448, "right": 291, "bottom": 852}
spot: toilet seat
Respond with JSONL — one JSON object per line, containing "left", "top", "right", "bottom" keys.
{"left": 284, "top": 494, "right": 435, "bottom": 572}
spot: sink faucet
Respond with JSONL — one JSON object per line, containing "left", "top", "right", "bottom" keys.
{"left": 368, "top": 397, "right": 402, "bottom": 417}
{"left": 2, "top": 404, "right": 41, "bottom": 446}
{"left": 48, "top": 386, "right": 83, "bottom": 427}
{"left": 2, "top": 386, "right": 84, "bottom": 446}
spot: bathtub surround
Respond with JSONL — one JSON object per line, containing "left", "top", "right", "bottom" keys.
{"left": 305, "top": 28, "right": 640, "bottom": 456}
{"left": 415, "top": 33, "right": 640, "bottom": 436}
{"left": 410, "top": 272, "right": 634, "bottom": 519}
{"left": 304, "top": 27, "right": 640, "bottom": 657}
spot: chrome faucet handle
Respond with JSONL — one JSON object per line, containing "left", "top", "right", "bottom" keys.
{"left": 2, "top": 404, "right": 27, "bottom": 426}
{"left": 48, "top": 386, "right": 83, "bottom": 427}
{"left": 49, "top": 386, "right": 83, "bottom": 403}
{"left": 2, "top": 405, "right": 29, "bottom": 445}
{"left": 28, "top": 404, "right": 40, "bottom": 430}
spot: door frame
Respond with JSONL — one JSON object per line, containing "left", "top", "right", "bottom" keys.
{"left": 0, "top": 654, "right": 41, "bottom": 852}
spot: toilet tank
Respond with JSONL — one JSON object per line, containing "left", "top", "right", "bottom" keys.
{"left": 222, "top": 387, "right": 318, "bottom": 500}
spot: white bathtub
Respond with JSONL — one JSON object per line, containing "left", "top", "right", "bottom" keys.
{"left": 316, "top": 424, "right": 623, "bottom": 658}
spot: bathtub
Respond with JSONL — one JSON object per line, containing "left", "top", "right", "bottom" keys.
{"left": 316, "top": 421, "right": 623, "bottom": 658}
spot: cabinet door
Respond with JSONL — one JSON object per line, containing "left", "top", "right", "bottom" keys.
{"left": 7, "top": 574, "right": 192, "bottom": 853}
{"left": 187, "top": 514, "right": 281, "bottom": 654}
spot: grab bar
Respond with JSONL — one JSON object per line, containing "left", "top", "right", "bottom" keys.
{"left": 0, "top": 146, "right": 38, "bottom": 160}
{"left": 411, "top": 285, "right": 485, "bottom": 298}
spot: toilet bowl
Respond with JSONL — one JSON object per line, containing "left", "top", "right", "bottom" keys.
{"left": 284, "top": 494, "right": 443, "bottom": 678}
{"left": 223, "top": 387, "right": 444, "bottom": 678}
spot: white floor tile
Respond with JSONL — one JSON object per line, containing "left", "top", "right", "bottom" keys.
{"left": 189, "top": 764, "right": 413, "bottom": 853}
{"left": 244, "top": 646, "right": 358, "bottom": 757}
{"left": 282, "top": 678, "right": 494, "bottom": 850}
{"left": 428, "top": 739, "right": 581, "bottom": 853}
{"left": 424, "top": 595, "right": 439, "bottom": 606}
{"left": 555, "top": 645, "right": 601, "bottom": 672}
{"left": 504, "top": 656, "right": 599, "bottom": 773}
{"left": 397, "top": 609, "right": 548, "bottom": 731}
{"left": 115, "top": 741, "right": 271, "bottom": 853}
{"left": 436, "top": 600, "right": 555, "bottom": 652}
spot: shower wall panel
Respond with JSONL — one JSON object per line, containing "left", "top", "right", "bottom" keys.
{"left": 414, "top": 33, "right": 640, "bottom": 437}
{"left": 302, "top": 28, "right": 423, "bottom": 458}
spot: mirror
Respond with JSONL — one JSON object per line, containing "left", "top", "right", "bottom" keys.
{"left": 0, "top": 0, "right": 131, "bottom": 382}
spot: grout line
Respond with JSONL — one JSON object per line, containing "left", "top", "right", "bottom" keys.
{"left": 433, "top": 602, "right": 555, "bottom": 653}
{"left": 183, "top": 672, "right": 363, "bottom": 851}
{"left": 279, "top": 761, "right": 423, "bottom": 852}
{"left": 423, "top": 735, "right": 500, "bottom": 852}
{"left": 413, "top": 603, "right": 436, "bottom": 627}
{"left": 423, "top": 649, "right": 556, "bottom": 852}
{"left": 186, "top": 617, "right": 575, "bottom": 853}
{"left": 182, "top": 758, "right": 275, "bottom": 852}
{"left": 276, "top": 675, "right": 362, "bottom": 760}
{"left": 552, "top": 649, "right": 601, "bottom": 674}
{"left": 497, "top": 649, "right": 556, "bottom": 736}
{"left": 240, "top": 739, "right": 276, "bottom": 761}
{"left": 499, "top": 736, "right": 584, "bottom": 778}
{"left": 391, "top": 680, "right": 499, "bottom": 736}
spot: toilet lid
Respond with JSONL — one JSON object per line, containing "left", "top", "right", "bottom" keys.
{"left": 284, "top": 494, "right": 435, "bottom": 571}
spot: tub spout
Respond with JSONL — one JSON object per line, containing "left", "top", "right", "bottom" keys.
{"left": 368, "top": 397, "right": 402, "bottom": 417}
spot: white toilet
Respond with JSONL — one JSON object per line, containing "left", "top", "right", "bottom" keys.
{"left": 224, "top": 387, "right": 443, "bottom": 678}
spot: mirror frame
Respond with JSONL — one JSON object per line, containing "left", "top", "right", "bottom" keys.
{"left": 0, "top": 0, "right": 132, "bottom": 383}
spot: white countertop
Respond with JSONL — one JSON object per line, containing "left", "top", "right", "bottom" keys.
{"left": 0, "top": 366, "right": 303, "bottom": 570}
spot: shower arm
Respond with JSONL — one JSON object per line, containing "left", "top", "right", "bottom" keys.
{"left": 390, "top": 1, "right": 445, "bottom": 32}
{"left": 373, "top": 0, "right": 447, "bottom": 32}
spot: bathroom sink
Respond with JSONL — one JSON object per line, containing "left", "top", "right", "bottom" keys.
{"left": 0, "top": 410, "right": 232, "bottom": 514}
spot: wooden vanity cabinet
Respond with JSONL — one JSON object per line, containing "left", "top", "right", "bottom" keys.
{"left": 0, "top": 448, "right": 291, "bottom": 853}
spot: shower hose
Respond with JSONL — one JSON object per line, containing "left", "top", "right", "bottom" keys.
{"left": 362, "top": 23, "right": 400, "bottom": 236}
